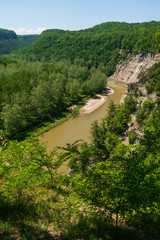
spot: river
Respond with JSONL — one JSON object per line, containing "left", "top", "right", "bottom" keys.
{"left": 40, "top": 79, "right": 127, "bottom": 152}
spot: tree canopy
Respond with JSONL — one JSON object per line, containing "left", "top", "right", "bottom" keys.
{"left": 18, "top": 21, "right": 160, "bottom": 75}
{"left": 0, "top": 28, "right": 39, "bottom": 55}
{"left": 0, "top": 20, "right": 160, "bottom": 239}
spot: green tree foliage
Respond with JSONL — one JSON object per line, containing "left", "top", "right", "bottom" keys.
{"left": 139, "top": 62, "right": 160, "bottom": 96}
{"left": 63, "top": 96, "right": 137, "bottom": 176}
{"left": 0, "top": 138, "right": 58, "bottom": 203}
{"left": 0, "top": 56, "right": 17, "bottom": 66}
{"left": 0, "top": 59, "right": 106, "bottom": 137}
{"left": 18, "top": 34, "right": 39, "bottom": 45}
{"left": 0, "top": 89, "right": 160, "bottom": 239}
{"left": 82, "top": 68, "right": 106, "bottom": 95}
{"left": 0, "top": 28, "right": 24, "bottom": 55}
{"left": 64, "top": 95, "right": 160, "bottom": 239}
{"left": 103, "top": 95, "right": 137, "bottom": 136}
{"left": 18, "top": 21, "right": 160, "bottom": 75}
{"left": 0, "top": 138, "right": 78, "bottom": 239}
{"left": 136, "top": 98, "right": 155, "bottom": 125}
{"left": 128, "top": 128, "right": 138, "bottom": 144}
{"left": 1, "top": 21, "right": 160, "bottom": 240}
{"left": 0, "top": 28, "right": 39, "bottom": 55}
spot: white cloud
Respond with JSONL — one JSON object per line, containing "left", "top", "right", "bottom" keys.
{"left": 12, "top": 27, "right": 46, "bottom": 35}
{"left": 36, "top": 27, "right": 46, "bottom": 34}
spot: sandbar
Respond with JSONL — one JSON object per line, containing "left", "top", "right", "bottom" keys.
{"left": 79, "top": 87, "right": 114, "bottom": 115}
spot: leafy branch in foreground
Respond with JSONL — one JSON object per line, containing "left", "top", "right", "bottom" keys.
{"left": 0, "top": 138, "right": 64, "bottom": 206}
{"left": 63, "top": 97, "right": 160, "bottom": 239}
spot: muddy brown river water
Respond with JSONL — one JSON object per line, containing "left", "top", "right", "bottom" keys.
{"left": 40, "top": 80, "right": 127, "bottom": 151}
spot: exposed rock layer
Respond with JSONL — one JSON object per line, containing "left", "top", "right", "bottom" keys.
{"left": 111, "top": 53, "right": 160, "bottom": 83}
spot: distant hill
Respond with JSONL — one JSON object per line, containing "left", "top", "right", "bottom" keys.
{"left": 0, "top": 28, "right": 22, "bottom": 55}
{"left": 18, "top": 21, "right": 160, "bottom": 75}
{"left": 0, "top": 28, "right": 39, "bottom": 55}
{"left": 18, "top": 34, "right": 39, "bottom": 45}
{"left": 0, "top": 28, "right": 17, "bottom": 40}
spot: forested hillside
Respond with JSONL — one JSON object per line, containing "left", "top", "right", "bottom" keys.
{"left": 138, "top": 61, "right": 160, "bottom": 95}
{"left": 18, "top": 34, "right": 39, "bottom": 45}
{"left": 0, "top": 63, "right": 160, "bottom": 239}
{"left": 0, "top": 28, "right": 39, "bottom": 55}
{"left": 0, "top": 58, "right": 106, "bottom": 137}
{"left": 0, "top": 28, "right": 23, "bottom": 54}
{"left": 0, "top": 21, "right": 160, "bottom": 239}
{"left": 19, "top": 21, "right": 160, "bottom": 75}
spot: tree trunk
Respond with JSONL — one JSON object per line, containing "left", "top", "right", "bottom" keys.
{"left": 115, "top": 212, "right": 118, "bottom": 240}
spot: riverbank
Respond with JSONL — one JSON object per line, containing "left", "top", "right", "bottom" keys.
{"left": 39, "top": 80, "right": 127, "bottom": 173}
{"left": 31, "top": 104, "right": 83, "bottom": 138}
{"left": 79, "top": 87, "right": 114, "bottom": 115}
{"left": 30, "top": 86, "right": 115, "bottom": 138}
{"left": 31, "top": 80, "right": 126, "bottom": 142}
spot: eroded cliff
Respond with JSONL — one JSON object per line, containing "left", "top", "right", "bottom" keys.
{"left": 111, "top": 53, "right": 160, "bottom": 83}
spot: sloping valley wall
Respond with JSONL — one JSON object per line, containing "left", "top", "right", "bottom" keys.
{"left": 111, "top": 53, "right": 160, "bottom": 83}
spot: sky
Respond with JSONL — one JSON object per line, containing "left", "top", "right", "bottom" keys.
{"left": 1, "top": 0, "right": 160, "bottom": 35}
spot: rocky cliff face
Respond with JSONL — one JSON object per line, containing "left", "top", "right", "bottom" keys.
{"left": 111, "top": 53, "right": 160, "bottom": 83}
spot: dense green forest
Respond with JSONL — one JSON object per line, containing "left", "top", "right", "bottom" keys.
{"left": 0, "top": 58, "right": 106, "bottom": 137}
{"left": 138, "top": 61, "right": 160, "bottom": 96}
{"left": 18, "top": 35, "right": 39, "bottom": 45}
{"left": 0, "top": 80, "right": 160, "bottom": 239}
{"left": 0, "top": 21, "right": 160, "bottom": 239}
{"left": 0, "top": 28, "right": 23, "bottom": 55}
{"left": 0, "top": 21, "right": 159, "bottom": 138}
{"left": 0, "top": 28, "right": 39, "bottom": 55}
{"left": 19, "top": 21, "right": 160, "bottom": 75}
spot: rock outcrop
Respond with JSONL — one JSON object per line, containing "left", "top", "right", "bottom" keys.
{"left": 111, "top": 53, "right": 160, "bottom": 83}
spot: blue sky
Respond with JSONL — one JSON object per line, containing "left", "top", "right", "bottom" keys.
{"left": 1, "top": 0, "right": 160, "bottom": 34}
